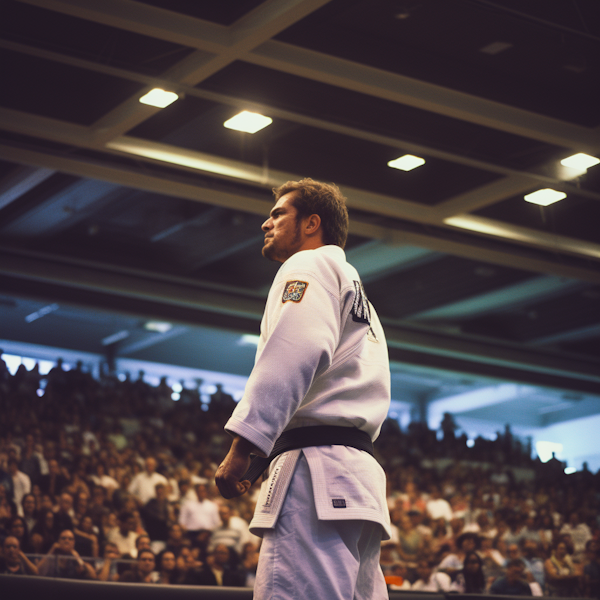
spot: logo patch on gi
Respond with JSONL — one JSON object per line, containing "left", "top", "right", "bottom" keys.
{"left": 282, "top": 280, "right": 308, "bottom": 303}
{"left": 332, "top": 498, "right": 347, "bottom": 508}
{"left": 351, "top": 280, "right": 371, "bottom": 325}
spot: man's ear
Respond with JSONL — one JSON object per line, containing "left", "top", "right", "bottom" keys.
{"left": 304, "top": 213, "right": 321, "bottom": 236}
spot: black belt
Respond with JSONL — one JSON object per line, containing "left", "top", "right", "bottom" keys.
{"left": 241, "top": 425, "right": 374, "bottom": 485}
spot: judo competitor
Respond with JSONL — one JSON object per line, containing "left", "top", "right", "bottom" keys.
{"left": 215, "top": 178, "right": 391, "bottom": 599}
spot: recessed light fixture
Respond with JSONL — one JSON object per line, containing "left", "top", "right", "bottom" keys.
{"left": 388, "top": 154, "right": 425, "bottom": 171}
{"left": 524, "top": 189, "right": 566, "bottom": 206}
{"left": 560, "top": 153, "right": 600, "bottom": 172}
{"left": 145, "top": 321, "right": 173, "bottom": 333}
{"left": 101, "top": 330, "right": 130, "bottom": 346}
{"left": 139, "top": 88, "right": 179, "bottom": 108}
{"left": 224, "top": 111, "right": 272, "bottom": 133}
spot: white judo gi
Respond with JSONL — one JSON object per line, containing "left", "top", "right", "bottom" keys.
{"left": 225, "top": 245, "right": 391, "bottom": 600}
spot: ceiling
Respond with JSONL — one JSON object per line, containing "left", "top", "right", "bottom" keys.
{"left": 1, "top": 0, "right": 600, "bottom": 435}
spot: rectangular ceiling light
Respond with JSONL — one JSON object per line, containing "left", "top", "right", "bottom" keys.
{"left": 25, "top": 303, "right": 59, "bottom": 323}
{"left": 101, "top": 330, "right": 130, "bottom": 346}
{"left": 560, "top": 153, "right": 600, "bottom": 172}
{"left": 145, "top": 321, "right": 172, "bottom": 333}
{"left": 524, "top": 188, "right": 567, "bottom": 206}
{"left": 139, "top": 88, "right": 179, "bottom": 108}
{"left": 224, "top": 111, "right": 272, "bottom": 133}
{"left": 388, "top": 154, "right": 425, "bottom": 171}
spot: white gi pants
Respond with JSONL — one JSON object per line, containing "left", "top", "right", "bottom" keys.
{"left": 253, "top": 454, "right": 387, "bottom": 600}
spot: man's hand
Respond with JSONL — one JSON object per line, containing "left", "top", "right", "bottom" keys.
{"left": 215, "top": 436, "right": 260, "bottom": 499}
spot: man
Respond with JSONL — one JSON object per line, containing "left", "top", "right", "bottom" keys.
{"left": 188, "top": 543, "right": 247, "bottom": 587}
{"left": 490, "top": 559, "right": 533, "bottom": 596}
{"left": 53, "top": 491, "right": 74, "bottom": 532}
{"left": 128, "top": 457, "right": 167, "bottom": 506}
{"left": 521, "top": 538, "right": 545, "bottom": 589}
{"left": 179, "top": 483, "right": 220, "bottom": 536}
{"left": 37, "top": 529, "right": 96, "bottom": 579}
{"left": 0, "top": 536, "right": 38, "bottom": 575}
{"left": 216, "top": 178, "right": 391, "bottom": 599}
{"left": 208, "top": 503, "right": 253, "bottom": 555}
{"left": 141, "top": 482, "right": 173, "bottom": 542}
{"left": 119, "top": 548, "right": 156, "bottom": 583}
{"left": 411, "top": 558, "right": 452, "bottom": 592}
{"left": 107, "top": 510, "right": 139, "bottom": 558}
{"left": 8, "top": 458, "right": 30, "bottom": 515}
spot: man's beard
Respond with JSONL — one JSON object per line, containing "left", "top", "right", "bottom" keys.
{"left": 262, "top": 220, "right": 302, "bottom": 262}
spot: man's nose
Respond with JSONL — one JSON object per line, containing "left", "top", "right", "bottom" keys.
{"left": 262, "top": 218, "right": 272, "bottom": 231}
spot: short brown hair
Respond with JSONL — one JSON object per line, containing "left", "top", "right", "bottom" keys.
{"left": 273, "top": 178, "right": 349, "bottom": 248}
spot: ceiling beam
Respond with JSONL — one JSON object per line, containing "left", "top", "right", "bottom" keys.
{"left": 0, "top": 165, "right": 56, "bottom": 211}
{"left": 16, "top": 0, "right": 600, "bottom": 150}
{"left": 2, "top": 140, "right": 600, "bottom": 284}
{"left": 1, "top": 247, "right": 598, "bottom": 389}
{"left": 6, "top": 38, "right": 600, "bottom": 203}
{"left": 250, "top": 41, "right": 600, "bottom": 152}
{"left": 409, "top": 275, "right": 585, "bottom": 320}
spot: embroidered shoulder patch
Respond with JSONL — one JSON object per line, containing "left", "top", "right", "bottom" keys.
{"left": 351, "top": 280, "right": 371, "bottom": 324}
{"left": 282, "top": 280, "right": 308, "bottom": 303}
{"left": 332, "top": 498, "right": 346, "bottom": 508}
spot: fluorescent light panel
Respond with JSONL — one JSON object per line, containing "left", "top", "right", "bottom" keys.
{"left": 139, "top": 88, "right": 179, "bottom": 108}
{"left": 560, "top": 153, "right": 600, "bottom": 171}
{"left": 224, "top": 111, "right": 272, "bottom": 133}
{"left": 388, "top": 154, "right": 425, "bottom": 171}
{"left": 524, "top": 188, "right": 566, "bottom": 206}
{"left": 145, "top": 321, "right": 172, "bottom": 333}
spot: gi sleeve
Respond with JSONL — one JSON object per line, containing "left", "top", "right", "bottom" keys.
{"left": 225, "top": 261, "right": 341, "bottom": 456}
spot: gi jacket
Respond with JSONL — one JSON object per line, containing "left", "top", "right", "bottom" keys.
{"left": 225, "top": 245, "right": 392, "bottom": 538}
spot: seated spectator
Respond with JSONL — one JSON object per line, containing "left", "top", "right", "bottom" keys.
{"left": 5, "top": 515, "right": 32, "bottom": 553}
{"left": 107, "top": 510, "right": 138, "bottom": 558}
{"left": 179, "top": 483, "right": 220, "bottom": 536}
{"left": 53, "top": 492, "right": 75, "bottom": 532}
{"left": 156, "top": 549, "right": 180, "bottom": 584}
{"left": 521, "top": 538, "right": 545, "bottom": 589}
{"left": 20, "top": 493, "right": 38, "bottom": 536}
{"left": 560, "top": 511, "right": 592, "bottom": 559}
{"left": 411, "top": 557, "right": 452, "bottom": 592}
{"left": 95, "top": 541, "right": 120, "bottom": 581}
{"left": 187, "top": 544, "right": 246, "bottom": 587}
{"left": 89, "top": 463, "right": 118, "bottom": 494}
{"left": 128, "top": 457, "right": 167, "bottom": 507}
{"left": 426, "top": 486, "right": 453, "bottom": 523}
{"left": 480, "top": 535, "right": 506, "bottom": 582}
{"left": 165, "top": 523, "right": 187, "bottom": 556}
{"left": 208, "top": 504, "right": 253, "bottom": 555}
{"left": 141, "top": 482, "right": 173, "bottom": 542}
{"left": 30, "top": 509, "right": 58, "bottom": 554}
{"left": 544, "top": 540, "right": 582, "bottom": 597}
{"left": 37, "top": 529, "right": 96, "bottom": 579}
{"left": 240, "top": 542, "right": 259, "bottom": 588}
{"left": 0, "top": 535, "right": 38, "bottom": 575}
{"left": 396, "top": 513, "right": 423, "bottom": 566}
{"left": 74, "top": 514, "right": 98, "bottom": 557}
{"left": 72, "top": 491, "right": 91, "bottom": 527}
{"left": 39, "top": 459, "right": 69, "bottom": 498}
{"left": 452, "top": 550, "right": 486, "bottom": 593}
{"left": 438, "top": 531, "right": 479, "bottom": 578}
{"left": 8, "top": 458, "right": 30, "bottom": 517}
{"left": 119, "top": 548, "right": 156, "bottom": 583}
{"left": 490, "top": 558, "right": 533, "bottom": 596}
{"left": 135, "top": 533, "right": 152, "bottom": 557}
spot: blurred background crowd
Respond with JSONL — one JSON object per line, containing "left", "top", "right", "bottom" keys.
{"left": 0, "top": 354, "right": 599, "bottom": 596}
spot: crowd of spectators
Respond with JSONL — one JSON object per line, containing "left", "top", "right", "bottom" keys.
{"left": 0, "top": 353, "right": 599, "bottom": 597}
